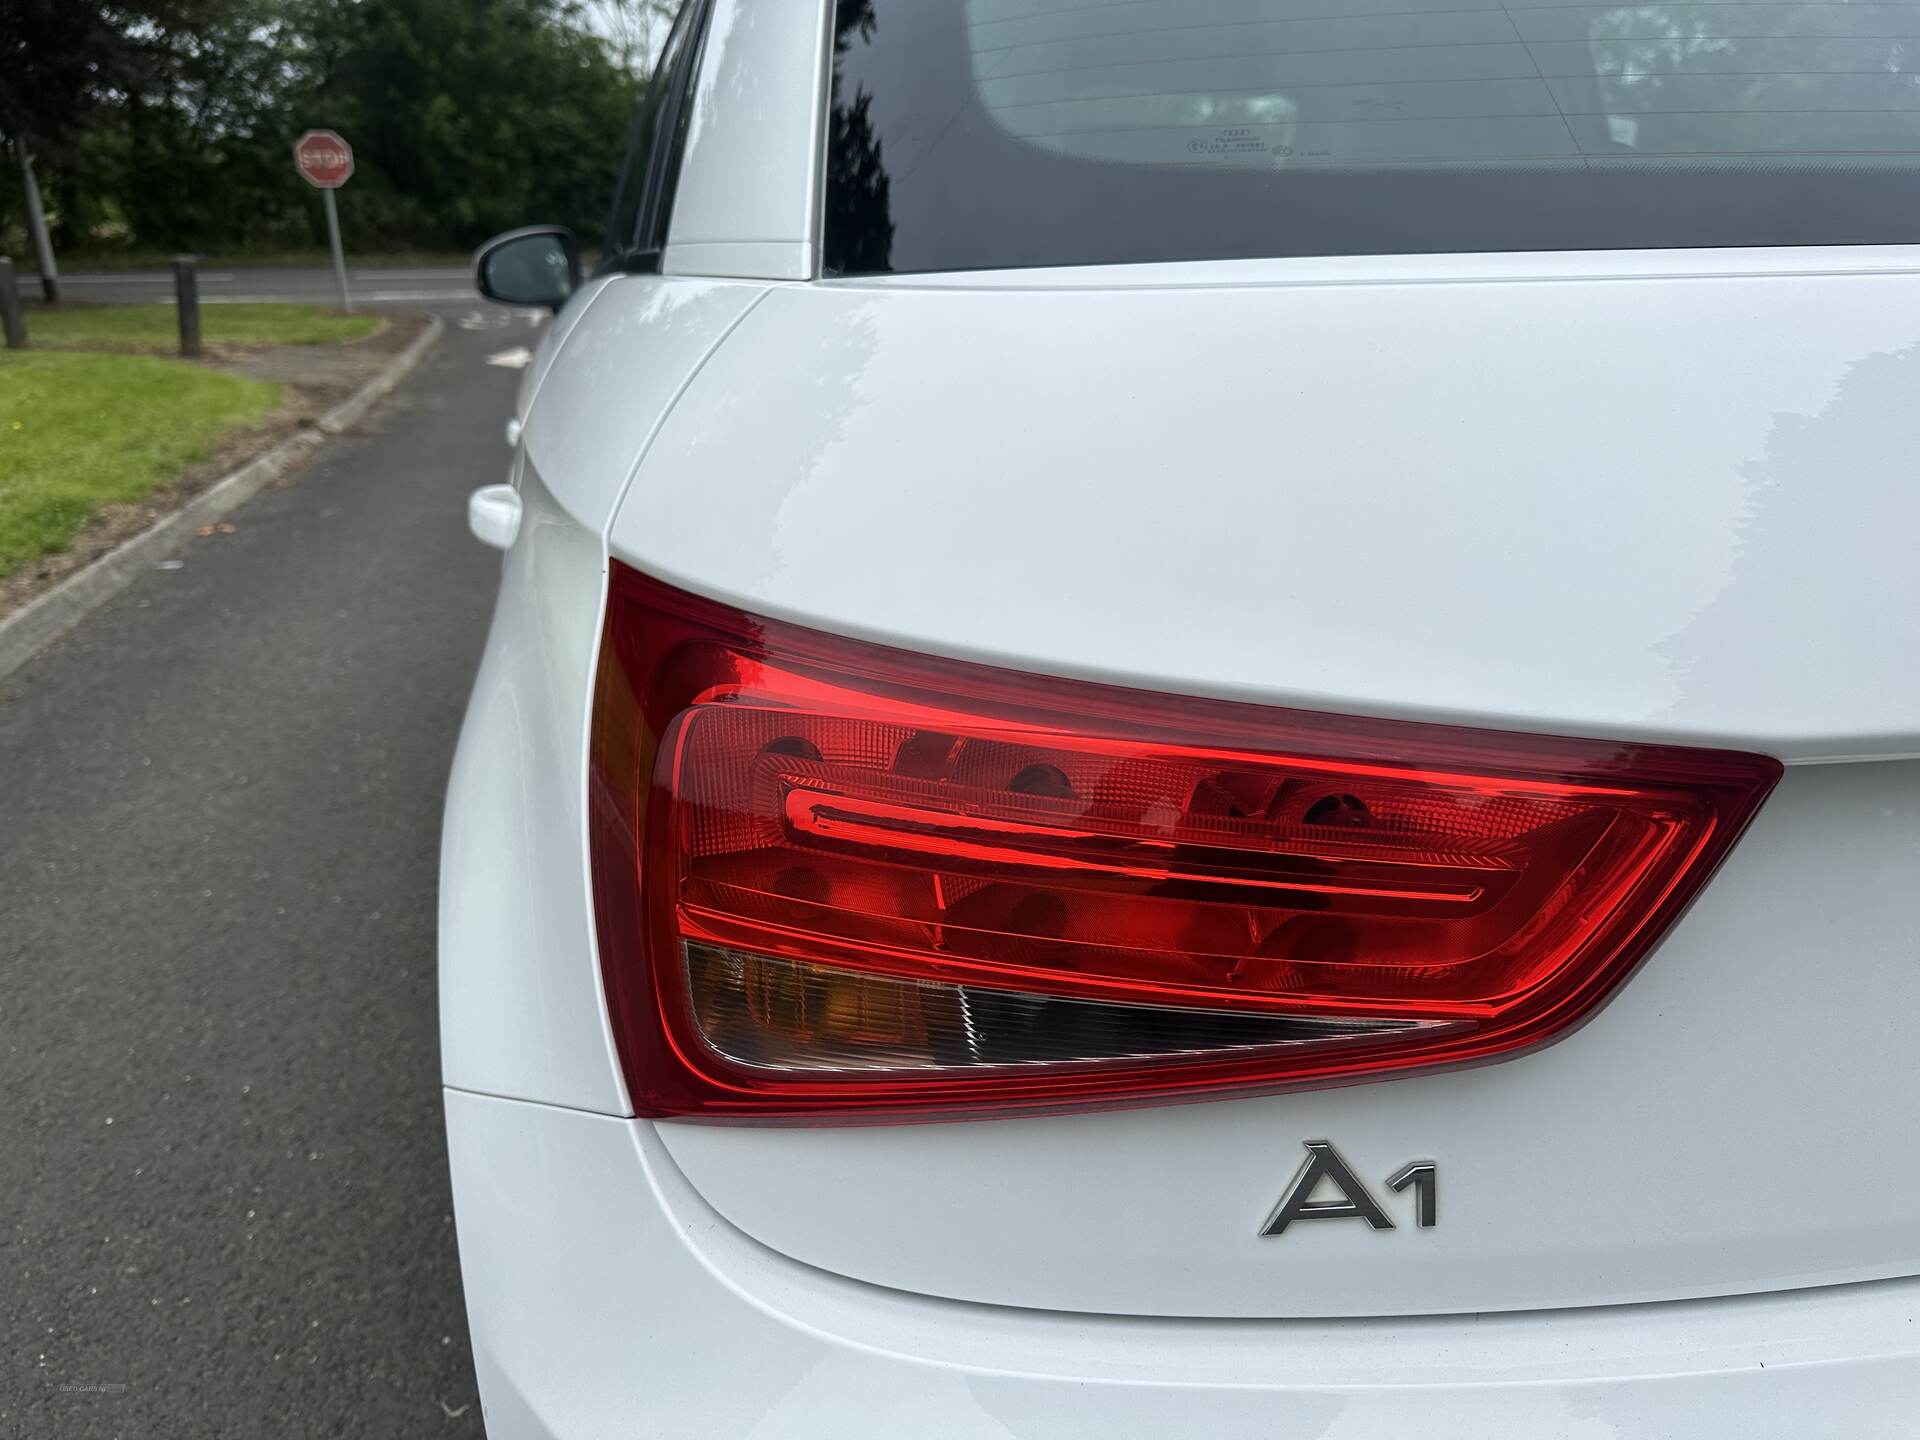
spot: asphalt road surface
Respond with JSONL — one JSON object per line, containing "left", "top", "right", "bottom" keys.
{"left": 14, "top": 266, "right": 477, "bottom": 306}
{"left": 1, "top": 310, "right": 526, "bottom": 1436}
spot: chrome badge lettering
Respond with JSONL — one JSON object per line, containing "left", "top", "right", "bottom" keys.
{"left": 1260, "top": 1141, "right": 1437, "bottom": 1235}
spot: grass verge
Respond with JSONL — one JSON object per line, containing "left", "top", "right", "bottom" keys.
{"left": 30, "top": 303, "right": 379, "bottom": 353}
{"left": 0, "top": 352, "right": 279, "bottom": 578}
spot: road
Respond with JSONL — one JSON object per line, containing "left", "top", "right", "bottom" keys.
{"left": 13, "top": 266, "right": 476, "bottom": 306}
{"left": 0, "top": 307, "right": 523, "bottom": 1436}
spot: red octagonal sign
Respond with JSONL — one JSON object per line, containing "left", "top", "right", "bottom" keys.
{"left": 294, "top": 129, "right": 354, "bottom": 190}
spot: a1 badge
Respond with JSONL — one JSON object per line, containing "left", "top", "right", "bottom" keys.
{"left": 1260, "top": 1140, "right": 1437, "bottom": 1235}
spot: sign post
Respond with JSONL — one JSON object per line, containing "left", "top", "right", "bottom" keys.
{"left": 293, "top": 129, "right": 355, "bottom": 313}
{"left": 19, "top": 149, "right": 60, "bottom": 304}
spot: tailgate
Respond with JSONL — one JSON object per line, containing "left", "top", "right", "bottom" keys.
{"left": 610, "top": 257, "right": 1920, "bottom": 1316}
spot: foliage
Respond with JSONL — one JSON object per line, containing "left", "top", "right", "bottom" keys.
{"left": 29, "top": 303, "right": 379, "bottom": 353}
{"left": 581, "top": 0, "right": 679, "bottom": 76}
{"left": 4, "top": 0, "right": 648, "bottom": 259}
{"left": 0, "top": 351, "right": 278, "bottom": 576}
{"left": 0, "top": 1, "right": 227, "bottom": 157}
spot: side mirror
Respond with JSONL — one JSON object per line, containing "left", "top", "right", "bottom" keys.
{"left": 473, "top": 226, "right": 581, "bottom": 311}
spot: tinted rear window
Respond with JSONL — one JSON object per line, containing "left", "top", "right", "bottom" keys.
{"left": 824, "top": 0, "right": 1920, "bottom": 274}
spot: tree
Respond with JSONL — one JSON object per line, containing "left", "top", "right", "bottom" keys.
{"left": 0, "top": 1, "right": 228, "bottom": 158}
{"left": 287, "top": 0, "right": 644, "bottom": 248}
{"left": 1, "top": 0, "right": 228, "bottom": 287}
{"left": 581, "top": 0, "right": 678, "bottom": 78}
{"left": 3, "top": 0, "right": 646, "bottom": 259}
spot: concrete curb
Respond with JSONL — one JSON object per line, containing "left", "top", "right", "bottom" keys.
{"left": 0, "top": 314, "right": 443, "bottom": 683}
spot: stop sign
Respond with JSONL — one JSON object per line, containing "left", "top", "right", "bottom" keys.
{"left": 294, "top": 130, "right": 354, "bottom": 189}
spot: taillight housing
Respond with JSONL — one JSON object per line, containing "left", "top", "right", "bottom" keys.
{"left": 589, "top": 563, "right": 1779, "bottom": 1122}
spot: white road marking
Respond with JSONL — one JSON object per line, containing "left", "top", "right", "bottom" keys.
{"left": 15, "top": 278, "right": 472, "bottom": 302}
{"left": 198, "top": 290, "right": 479, "bottom": 304}
{"left": 57, "top": 273, "right": 238, "bottom": 285}
{"left": 486, "top": 346, "right": 534, "bottom": 369}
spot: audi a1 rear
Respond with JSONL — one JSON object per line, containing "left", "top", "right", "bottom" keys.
{"left": 442, "top": 0, "right": 1920, "bottom": 1433}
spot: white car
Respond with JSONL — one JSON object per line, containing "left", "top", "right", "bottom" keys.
{"left": 442, "top": 1, "right": 1920, "bottom": 1434}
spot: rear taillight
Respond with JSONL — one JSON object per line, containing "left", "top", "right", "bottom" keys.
{"left": 589, "top": 564, "right": 1779, "bottom": 1121}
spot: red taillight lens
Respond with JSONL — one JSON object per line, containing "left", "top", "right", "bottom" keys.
{"left": 589, "top": 564, "right": 1779, "bottom": 1121}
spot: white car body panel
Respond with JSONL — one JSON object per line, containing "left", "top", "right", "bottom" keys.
{"left": 510, "top": 273, "right": 619, "bottom": 424}
{"left": 448, "top": 1086, "right": 1920, "bottom": 1439}
{"left": 442, "top": 0, "right": 1920, "bottom": 1428}
{"left": 439, "top": 275, "right": 766, "bottom": 1112}
{"left": 661, "top": 0, "right": 828, "bottom": 283}
{"left": 518, "top": 275, "right": 768, "bottom": 531}
{"left": 448, "top": 248, "right": 1920, "bottom": 1323}
{"left": 867, "top": 245, "right": 1920, "bottom": 290}
{"left": 611, "top": 254, "right": 1920, "bottom": 757}
{"left": 653, "top": 759, "right": 1920, "bottom": 1317}
{"left": 440, "top": 461, "right": 623, "bottom": 1113}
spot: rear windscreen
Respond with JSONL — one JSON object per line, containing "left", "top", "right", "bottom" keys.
{"left": 824, "top": 0, "right": 1920, "bottom": 273}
